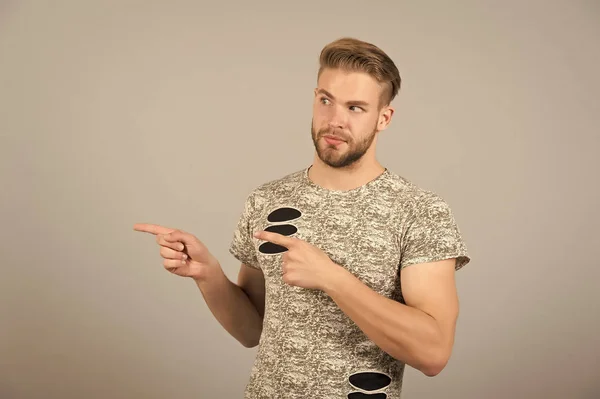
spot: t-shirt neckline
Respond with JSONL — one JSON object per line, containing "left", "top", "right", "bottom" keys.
{"left": 302, "top": 165, "right": 389, "bottom": 195}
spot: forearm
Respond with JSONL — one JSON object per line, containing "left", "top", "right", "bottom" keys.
{"left": 324, "top": 267, "right": 447, "bottom": 376}
{"left": 194, "top": 264, "right": 263, "bottom": 348}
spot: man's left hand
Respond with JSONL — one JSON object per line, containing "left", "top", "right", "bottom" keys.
{"left": 253, "top": 230, "right": 342, "bottom": 291}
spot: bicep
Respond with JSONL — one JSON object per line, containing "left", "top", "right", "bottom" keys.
{"left": 400, "top": 258, "right": 459, "bottom": 345}
{"left": 237, "top": 263, "right": 266, "bottom": 319}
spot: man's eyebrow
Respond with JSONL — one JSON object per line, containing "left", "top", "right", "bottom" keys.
{"left": 317, "top": 88, "right": 370, "bottom": 107}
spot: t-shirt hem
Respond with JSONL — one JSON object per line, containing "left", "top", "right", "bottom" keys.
{"left": 400, "top": 253, "right": 471, "bottom": 271}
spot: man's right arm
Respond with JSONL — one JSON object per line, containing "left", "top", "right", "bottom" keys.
{"left": 194, "top": 262, "right": 265, "bottom": 348}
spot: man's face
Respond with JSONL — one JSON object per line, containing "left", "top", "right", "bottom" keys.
{"left": 311, "top": 68, "right": 393, "bottom": 168}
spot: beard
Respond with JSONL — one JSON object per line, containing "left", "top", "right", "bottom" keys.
{"left": 311, "top": 120, "right": 378, "bottom": 168}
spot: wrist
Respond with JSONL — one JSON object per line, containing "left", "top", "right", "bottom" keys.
{"left": 322, "top": 262, "right": 352, "bottom": 294}
{"left": 192, "top": 259, "right": 223, "bottom": 284}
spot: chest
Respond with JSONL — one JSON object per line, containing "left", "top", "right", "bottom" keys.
{"left": 252, "top": 199, "right": 402, "bottom": 298}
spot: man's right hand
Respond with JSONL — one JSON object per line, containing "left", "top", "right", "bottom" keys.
{"left": 133, "top": 223, "right": 220, "bottom": 280}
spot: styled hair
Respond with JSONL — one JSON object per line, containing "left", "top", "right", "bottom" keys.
{"left": 317, "top": 37, "right": 401, "bottom": 107}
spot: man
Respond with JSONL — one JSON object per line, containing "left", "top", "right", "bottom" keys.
{"left": 134, "top": 37, "right": 470, "bottom": 398}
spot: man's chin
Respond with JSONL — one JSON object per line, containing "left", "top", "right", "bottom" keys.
{"left": 318, "top": 146, "right": 343, "bottom": 158}
{"left": 317, "top": 153, "right": 346, "bottom": 168}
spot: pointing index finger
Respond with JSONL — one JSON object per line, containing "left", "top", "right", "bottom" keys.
{"left": 254, "top": 230, "right": 295, "bottom": 247}
{"left": 133, "top": 223, "right": 175, "bottom": 236}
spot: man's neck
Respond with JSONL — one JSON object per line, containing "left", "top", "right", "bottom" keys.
{"left": 308, "top": 156, "right": 386, "bottom": 192}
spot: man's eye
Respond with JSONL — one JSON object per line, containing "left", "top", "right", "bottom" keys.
{"left": 350, "top": 106, "right": 363, "bottom": 112}
{"left": 320, "top": 97, "right": 331, "bottom": 105}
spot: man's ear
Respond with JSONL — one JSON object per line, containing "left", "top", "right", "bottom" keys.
{"left": 378, "top": 106, "right": 395, "bottom": 131}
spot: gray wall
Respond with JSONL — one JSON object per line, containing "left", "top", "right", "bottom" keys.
{"left": 1, "top": 1, "right": 598, "bottom": 398}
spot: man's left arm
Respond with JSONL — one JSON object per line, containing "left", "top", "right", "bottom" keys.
{"left": 323, "top": 257, "right": 459, "bottom": 377}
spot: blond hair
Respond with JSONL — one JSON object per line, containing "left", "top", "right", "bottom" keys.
{"left": 318, "top": 37, "right": 401, "bottom": 107}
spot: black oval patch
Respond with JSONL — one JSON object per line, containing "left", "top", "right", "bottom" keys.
{"left": 267, "top": 207, "right": 302, "bottom": 223}
{"left": 258, "top": 242, "right": 288, "bottom": 254}
{"left": 348, "top": 372, "right": 391, "bottom": 392}
{"left": 265, "top": 224, "right": 297, "bottom": 236}
{"left": 347, "top": 393, "right": 387, "bottom": 399}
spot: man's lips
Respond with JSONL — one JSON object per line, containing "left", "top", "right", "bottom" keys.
{"left": 322, "top": 135, "right": 346, "bottom": 145}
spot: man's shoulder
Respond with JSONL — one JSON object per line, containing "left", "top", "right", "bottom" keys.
{"left": 382, "top": 170, "right": 453, "bottom": 215}
{"left": 242, "top": 168, "right": 306, "bottom": 206}
{"left": 241, "top": 167, "right": 453, "bottom": 214}
{"left": 254, "top": 169, "right": 305, "bottom": 193}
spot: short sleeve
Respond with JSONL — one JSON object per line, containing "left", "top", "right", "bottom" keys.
{"left": 228, "top": 193, "right": 261, "bottom": 270}
{"left": 400, "top": 193, "right": 470, "bottom": 271}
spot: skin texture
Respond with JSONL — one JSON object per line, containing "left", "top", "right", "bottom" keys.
{"left": 308, "top": 68, "right": 394, "bottom": 191}
{"left": 134, "top": 67, "right": 461, "bottom": 376}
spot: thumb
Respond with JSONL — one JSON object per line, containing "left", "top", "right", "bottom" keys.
{"left": 164, "top": 230, "right": 194, "bottom": 245}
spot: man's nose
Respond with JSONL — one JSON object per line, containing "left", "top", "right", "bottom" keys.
{"left": 328, "top": 106, "right": 347, "bottom": 129}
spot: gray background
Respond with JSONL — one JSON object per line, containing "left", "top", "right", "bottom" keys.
{"left": 1, "top": 1, "right": 599, "bottom": 398}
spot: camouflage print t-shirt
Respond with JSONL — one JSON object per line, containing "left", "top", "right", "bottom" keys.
{"left": 229, "top": 167, "right": 470, "bottom": 399}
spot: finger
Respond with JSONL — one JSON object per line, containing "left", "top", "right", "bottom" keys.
{"left": 133, "top": 223, "right": 175, "bottom": 236}
{"left": 254, "top": 230, "right": 295, "bottom": 248}
{"left": 160, "top": 246, "right": 188, "bottom": 261}
{"left": 282, "top": 272, "right": 295, "bottom": 286}
{"left": 163, "top": 258, "right": 187, "bottom": 270}
{"left": 157, "top": 234, "right": 186, "bottom": 251}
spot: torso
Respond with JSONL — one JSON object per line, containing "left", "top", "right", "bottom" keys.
{"left": 240, "top": 168, "right": 414, "bottom": 398}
